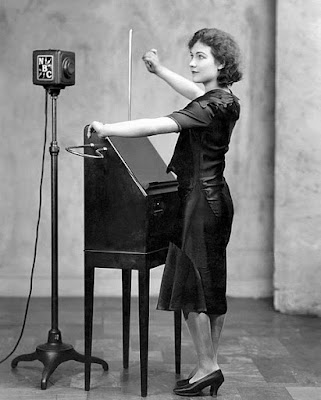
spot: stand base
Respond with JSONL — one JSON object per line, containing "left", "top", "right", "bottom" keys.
{"left": 11, "top": 331, "right": 108, "bottom": 390}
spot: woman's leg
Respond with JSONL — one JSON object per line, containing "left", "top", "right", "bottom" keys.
{"left": 185, "top": 312, "right": 219, "bottom": 383}
{"left": 209, "top": 314, "right": 225, "bottom": 367}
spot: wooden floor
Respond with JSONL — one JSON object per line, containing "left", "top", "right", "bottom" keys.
{"left": 0, "top": 296, "right": 320, "bottom": 400}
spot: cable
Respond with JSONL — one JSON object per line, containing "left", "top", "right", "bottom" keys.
{"left": 0, "top": 89, "right": 48, "bottom": 364}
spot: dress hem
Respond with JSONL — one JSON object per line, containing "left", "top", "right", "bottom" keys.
{"left": 156, "top": 305, "right": 227, "bottom": 316}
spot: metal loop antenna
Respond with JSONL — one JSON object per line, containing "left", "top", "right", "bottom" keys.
{"left": 65, "top": 143, "right": 107, "bottom": 159}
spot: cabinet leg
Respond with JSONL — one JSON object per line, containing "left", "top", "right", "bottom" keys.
{"left": 174, "top": 310, "right": 182, "bottom": 374}
{"left": 138, "top": 269, "right": 150, "bottom": 397}
{"left": 122, "top": 269, "right": 131, "bottom": 369}
{"left": 84, "top": 265, "right": 95, "bottom": 391}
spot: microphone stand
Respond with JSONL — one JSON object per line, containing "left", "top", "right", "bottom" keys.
{"left": 11, "top": 87, "right": 108, "bottom": 389}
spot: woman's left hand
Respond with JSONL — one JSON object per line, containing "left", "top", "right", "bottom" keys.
{"left": 88, "top": 121, "right": 106, "bottom": 138}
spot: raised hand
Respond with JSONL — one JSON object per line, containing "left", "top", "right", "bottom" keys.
{"left": 142, "top": 48, "right": 203, "bottom": 100}
{"left": 142, "top": 49, "right": 161, "bottom": 74}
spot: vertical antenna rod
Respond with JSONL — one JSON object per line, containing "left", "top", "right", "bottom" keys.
{"left": 128, "top": 29, "right": 133, "bottom": 121}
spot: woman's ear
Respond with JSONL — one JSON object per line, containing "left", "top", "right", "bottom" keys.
{"left": 215, "top": 58, "right": 225, "bottom": 71}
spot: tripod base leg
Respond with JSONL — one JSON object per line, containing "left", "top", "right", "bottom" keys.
{"left": 11, "top": 351, "right": 38, "bottom": 368}
{"left": 11, "top": 342, "right": 108, "bottom": 390}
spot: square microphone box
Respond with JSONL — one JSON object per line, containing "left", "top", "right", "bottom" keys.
{"left": 33, "top": 49, "right": 75, "bottom": 88}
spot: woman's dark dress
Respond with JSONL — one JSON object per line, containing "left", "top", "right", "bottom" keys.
{"left": 157, "top": 89, "right": 240, "bottom": 316}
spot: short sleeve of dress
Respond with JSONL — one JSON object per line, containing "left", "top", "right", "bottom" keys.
{"left": 167, "top": 100, "right": 216, "bottom": 131}
{"left": 167, "top": 90, "right": 235, "bottom": 131}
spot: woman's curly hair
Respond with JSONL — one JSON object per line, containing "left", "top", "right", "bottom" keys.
{"left": 188, "top": 28, "right": 242, "bottom": 87}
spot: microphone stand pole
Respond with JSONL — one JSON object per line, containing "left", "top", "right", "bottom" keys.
{"left": 11, "top": 87, "right": 108, "bottom": 390}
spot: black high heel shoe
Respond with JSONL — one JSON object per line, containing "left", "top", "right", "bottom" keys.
{"left": 174, "top": 378, "right": 190, "bottom": 388}
{"left": 210, "top": 370, "right": 224, "bottom": 396}
{"left": 174, "top": 371, "right": 196, "bottom": 389}
{"left": 173, "top": 369, "right": 224, "bottom": 397}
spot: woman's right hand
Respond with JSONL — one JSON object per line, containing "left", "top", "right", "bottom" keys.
{"left": 142, "top": 49, "right": 161, "bottom": 74}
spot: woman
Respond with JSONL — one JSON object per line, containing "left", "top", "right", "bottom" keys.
{"left": 89, "top": 27, "right": 242, "bottom": 397}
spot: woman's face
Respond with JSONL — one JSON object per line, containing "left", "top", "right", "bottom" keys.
{"left": 189, "top": 41, "right": 222, "bottom": 89}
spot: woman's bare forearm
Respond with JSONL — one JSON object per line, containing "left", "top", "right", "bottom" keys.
{"left": 90, "top": 117, "right": 179, "bottom": 139}
{"left": 142, "top": 49, "right": 203, "bottom": 100}
{"left": 156, "top": 66, "right": 204, "bottom": 100}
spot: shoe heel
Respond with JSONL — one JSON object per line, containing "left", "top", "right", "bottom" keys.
{"left": 210, "top": 384, "right": 218, "bottom": 396}
{"left": 210, "top": 376, "right": 224, "bottom": 396}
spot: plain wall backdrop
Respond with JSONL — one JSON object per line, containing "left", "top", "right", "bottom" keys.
{"left": 1, "top": 0, "right": 319, "bottom": 316}
{"left": 274, "top": 0, "right": 321, "bottom": 315}
{"left": 0, "top": 0, "right": 279, "bottom": 299}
